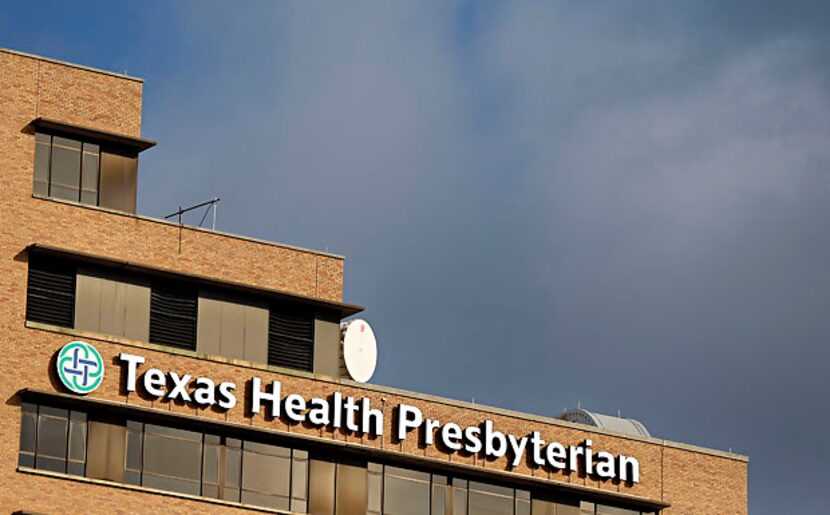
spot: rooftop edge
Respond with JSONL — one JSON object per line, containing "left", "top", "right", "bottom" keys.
{"left": 0, "top": 47, "right": 144, "bottom": 83}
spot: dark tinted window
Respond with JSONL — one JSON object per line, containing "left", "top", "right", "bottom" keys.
{"left": 33, "top": 133, "right": 51, "bottom": 196}
{"left": 32, "top": 132, "right": 136, "bottom": 213}
{"left": 26, "top": 254, "right": 76, "bottom": 328}
{"left": 150, "top": 280, "right": 198, "bottom": 350}
{"left": 49, "top": 136, "right": 82, "bottom": 201}
{"left": 384, "top": 466, "right": 431, "bottom": 515}
{"left": 241, "top": 441, "right": 291, "bottom": 509}
{"left": 81, "top": 143, "right": 100, "bottom": 205}
{"left": 142, "top": 423, "right": 203, "bottom": 495}
{"left": 268, "top": 302, "right": 314, "bottom": 371}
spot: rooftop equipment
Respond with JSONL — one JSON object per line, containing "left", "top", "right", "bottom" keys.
{"left": 558, "top": 408, "right": 651, "bottom": 437}
{"left": 339, "top": 319, "right": 378, "bottom": 383}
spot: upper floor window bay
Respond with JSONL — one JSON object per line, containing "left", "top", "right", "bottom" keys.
{"left": 30, "top": 119, "right": 156, "bottom": 215}
{"left": 34, "top": 132, "right": 137, "bottom": 213}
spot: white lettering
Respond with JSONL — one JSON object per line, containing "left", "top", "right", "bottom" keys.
{"left": 397, "top": 404, "right": 423, "bottom": 441}
{"left": 284, "top": 394, "right": 307, "bottom": 422}
{"left": 250, "top": 377, "right": 281, "bottom": 417}
{"left": 440, "top": 423, "right": 463, "bottom": 451}
{"left": 118, "top": 353, "right": 145, "bottom": 392}
{"left": 143, "top": 368, "right": 166, "bottom": 397}
{"left": 167, "top": 371, "right": 192, "bottom": 402}
{"left": 194, "top": 377, "right": 216, "bottom": 405}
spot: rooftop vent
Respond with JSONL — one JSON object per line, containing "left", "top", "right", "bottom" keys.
{"left": 558, "top": 408, "right": 651, "bottom": 437}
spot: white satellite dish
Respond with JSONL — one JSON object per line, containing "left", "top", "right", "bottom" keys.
{"left": 341, "top": 319, "right": 377, "bottom": 383}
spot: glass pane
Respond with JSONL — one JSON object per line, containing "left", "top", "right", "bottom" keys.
{"left": 125, "top": 426, "right": 143, "bottom": 472}
{"left": 19, "top": 403, "right": 37, "bottom": 454}
{"left": 37, "top": 409, "right": 68, "bottom": 464}
{"left": 81, "top": 143, "right": 99, "bottom": 205}
{"left": 368, "top": 464, "right": 382, "bottom": 514}
{"left": 516, "top": 499, "right": 530, "bottom": 515}
{"left": 143, "top": 433, "right": 202, "bottom": 479}
{"left": 142, "top": 473, "right": 201, "bottom": 496}
{"left": 309, "top": 459, "right": 336, "bottom": 515}
{"left": 384, "top": 466, "right": 431, "bottom": 515}
{"left": 33, "top": 133, "right": 51, "bottom": 196}
{"left": 242, "top": 443, "right": 291, "bottom": 496}
{"left": 99, "top": 150, "right": 137, "bottom": 213}
{"left": 452, "top": 480, "right": 468, "bottom": 515}
{"left": 68, "top": 414, "right": 87, "bottom": 462}
{"left": 203, "top": 443, "right": 219, "bottom": 486}
{"left": 468, "top": 481, "right": 513, "bottom": 515}
{"left": 292, "top": 453, "right": 309, "bottom": 501}
{"left": 87, "top": 420, "right": 125, "bottom": 483}
{"left": 49, "top": 136, "right": 82, "bottom": 201}
{"left": 337, "top": 463, "right": 368, "bottom": 515}
{"left": 432, "top": 484, "right": 449, "bottom": 515}
{"left": 241, "top": 490, "right": 290, "bottom": 510}
{"left": 225, "top": 446, "right": 242, "bottom": 488}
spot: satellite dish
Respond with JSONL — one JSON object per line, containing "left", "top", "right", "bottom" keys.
{"left": 341, "top": 319, "right": 377, "bottom": 383}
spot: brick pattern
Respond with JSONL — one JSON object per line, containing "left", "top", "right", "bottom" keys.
{"left": 0, "top": 50, "right": 747, "bottom": 514}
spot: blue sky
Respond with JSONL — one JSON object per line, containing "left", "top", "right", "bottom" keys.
{"left": 4, "top": 1, "right": 830, "bottom": 512}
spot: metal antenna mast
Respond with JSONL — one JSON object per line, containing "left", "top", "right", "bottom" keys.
{"left": 165, "top": 198, "right": 221, "bottom": 230}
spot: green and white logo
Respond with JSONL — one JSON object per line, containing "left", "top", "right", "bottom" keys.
{"left": 57, "top": 341, "right": 104, "bottom": 394}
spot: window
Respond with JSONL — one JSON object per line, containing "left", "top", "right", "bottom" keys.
{"left": 99, "top": 148, "right": 137, "bottom": 212}
{"left": 309, "top": 458, "right": 368, "bottom": 515}
{"left": 149, "top": 280, "right": 198, "bottom": 350}
{"left": 86, "top": 417, "right": 126, "bottom": 482}
{"left": 202, "top": 435, "right": 242, "bottom": 501}
{"left": 32, "top": 131, "right": 137, "bottom": 213}
{"left": 241, "top": 441, "right": 291, "bottom": 508}
{"left": 17, "top": 403, "right": 657, "bottom": 514}
{"left": 197, "top": 292, "right": 268, "bottom": 362}
{"left": 268, "top": 302, "right": 315, "bottom": 372}
{"left": 18, "top": 403, "right": 86, "bottom": 476}
{"left": 19, "top": 403, "right": 310, "bottom": 511}
{"left": 384, "top": 466, "right": 431, "bottom": 515}
{"left": 26, "top": 254, "right": 76, "bottom": 328}
{"left": 75, "top": 268, "right": 151, "bottom": 342}
{"left": 142, "top": 423, "right": 204, "bottom": 495}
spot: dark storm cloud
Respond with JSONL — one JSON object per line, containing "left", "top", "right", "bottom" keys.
{"left": 4, "top": 1, "right": 828, "bottom": 511}
{"left": 132, "top": 3, "right": 830, "bottom": 513}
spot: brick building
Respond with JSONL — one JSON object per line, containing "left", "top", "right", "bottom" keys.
{"left": 0, "top": 48, "right": 747, "bottom": 514}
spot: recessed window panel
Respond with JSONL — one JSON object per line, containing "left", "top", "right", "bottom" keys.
{"left": 33, "top": 133, "right": 51, "bottom": 196}
{"left": 468, "top": 481, "right": 514, "bottom": 515}
{"left": 87, "top": 419, "right": 126, "bottom": 483}
{"left": 36, "top": 406, "right": 69, "bottom": 473}
{"left": 336, "top": 462, "right": 368, "bottom": 515}
{"left": 99, "top": 149, "right": 137, "bottom": 213}
{"left": 309, "top": 459, "right": 336, "bottom": 515}
{"left": 384, "top": 466, "right": 431, "bottom": 515}
{"left": 241, "top": 441, "right": 291, "bottom": 509}
{"left": 142, "top": 423, "right": 202, "bottom": 496}
{"left": 49, "top": 136, "right": 82, "bottom": 201}
{"left": 81, "top": 143, "right": 100, "bottom": 205}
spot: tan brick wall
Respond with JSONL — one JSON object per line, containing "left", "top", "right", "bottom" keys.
{"left": 0, "top": 49, "right": 747, "bottom": 514}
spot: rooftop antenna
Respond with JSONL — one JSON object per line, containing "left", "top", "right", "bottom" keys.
{"left": 165, "top": 198, "right": 221, "bottom": 230}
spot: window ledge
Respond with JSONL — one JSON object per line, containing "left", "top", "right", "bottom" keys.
{"left": 16, "top": 467, "right": 296, "bottom": 514}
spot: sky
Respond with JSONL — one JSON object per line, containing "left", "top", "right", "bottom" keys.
{"left": 3, "top": 1, "right": 830, "bottom": 512}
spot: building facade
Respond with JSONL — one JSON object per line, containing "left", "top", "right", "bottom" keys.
{"left": 0, "top": 48, "right": 747, "bottom": 514}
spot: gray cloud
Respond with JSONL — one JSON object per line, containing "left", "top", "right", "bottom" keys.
{"left": 128, "top": 2, "right": 830, "bottom": 512}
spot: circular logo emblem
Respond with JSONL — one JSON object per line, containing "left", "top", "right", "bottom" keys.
{"left": 57, "top": 341, "right": 104, "bottom": 394}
